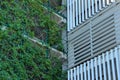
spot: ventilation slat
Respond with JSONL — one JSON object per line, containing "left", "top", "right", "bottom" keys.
{"left": 92, "top": 15, "right": 114, "bottom": 29}
{"left": 74, "top": 46, "right": 91, "bottom": 56}
{"left": 75, "top": 53, "right": 91, "bottom": 63}
{"left": 71, "top": 30, "right": 90, "bottom": 44}
{"left": 92, "top": 23, "right": 114, "bottom": 38}
{"left": 93, "top": 36, "right": 116, "bottom": 50}
{"left": 73, "top": 35, "right": 90, "bottom": 47}
{"left": 93, "top": 41, "right": 116, "bottom": 54}
{"left": 92, "top": 18, "right": 114, "bottom": 34}
{"left": 92, "top": 26, "right": 115, "bottom": 41}
{"left": 74, "top": 40, "right": 90, "bottom": 50}
{"left": 75, "top": 50, "right": 91, "bottom": 59}
{"left": 74, "top": 39, "right": 90, "bottom": 50}
{"left": 93, "top": 32, "right": 115, "bottom": 46}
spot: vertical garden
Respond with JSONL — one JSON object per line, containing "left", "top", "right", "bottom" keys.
{"left": 0, "top": 0, "right": 66, "bottom": 80}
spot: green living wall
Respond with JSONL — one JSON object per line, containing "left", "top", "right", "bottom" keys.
{"left": 0, "top": 0, "right": 66, "bottom": 80}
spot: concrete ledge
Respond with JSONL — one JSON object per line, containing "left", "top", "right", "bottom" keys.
{"left": 24, "top": 35, "right": 67, "bottom": 62}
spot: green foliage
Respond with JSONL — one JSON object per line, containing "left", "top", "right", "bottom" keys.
{"left": 0, "top": 0, "right": 66, "bottom": 80}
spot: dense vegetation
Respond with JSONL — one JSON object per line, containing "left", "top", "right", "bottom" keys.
{"left": 0, "top": 0, "right": 66, "bottom": 80}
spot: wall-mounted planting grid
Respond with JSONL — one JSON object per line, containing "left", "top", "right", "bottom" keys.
{"left": 68, "top": 46, "right": 120, "bottom": 80}
{"left": 67, "top": 0, "right": 115, "bottom": 31}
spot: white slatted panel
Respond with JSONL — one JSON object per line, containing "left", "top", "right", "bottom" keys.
{"left": 77, "top": 66, "right": 80, "bottom": 80}
{"left": 68, "top": 70, "right": 70, "bottom": 80}
{"left": 81, "top": 0, "right": 85, "bottom": 21}
{"left": 72, "top": 0, "right": 75, "bottom": 28}
{"left": 102, "top": 53, "right": 107, "bottom": 80}
{"left": 107, "top": 0, "right": 110, "bottom": 5}
{"left": 111, "top": 49, "right": 116, "bottom": 80}
{"left": 80, "top": 65, "right": 83, "bottom": 80}
{"left": 99, "top": 0, "right": 102, "bottom": 10}
{"left": 92, "top": 0, "right": 95, "bottom": 15}
{"left": 74, "top": 68, "right": 76, "bottom": 80}
{"left": 68, "top": 46, "right": 120, "bottom": 80}
{"left": 67, "top": 0, "right": 70, "bottom": 31}
{"left": 88, "top": 0, "right": 92, "bottom": 17}
{"left": 102, "top": 0, "right": 106, "bottom": 7}
{"left": 106, "top": 51, "right": 111, "bottom": 80}
{"left": 111, "top": 0, "right": 115, "bottom": 2}
{"left": 87, "top": 61, "right": 90, "bottom": 80}
{"left": 118, "top": 45, "right": 120, "bottom": 80}
{"left": 91, "top": 59, "right": 94, "bottom": 80}
{"left": 95, "top": 0, "right": 99, "bottom": 12}
{"left": 71, "top": 69, "right": 73, "bottom": 80}
{"left": 98, "top": 56, "right": 102, "bottom": 80}
{"left": 85, "top": 0, "right": 88, "bottom": 19}
{"left": 84, "top": 63, "right": 87, "bottom": 80}
{"left": 67, "top": 0, "right": 115, "bottom": 31}
{"left": 75, "top": 0, "right": 78, "bottom": 26}
{"left": 115, "top": 47, "right": 120, "bottom": 80}
{"left": 95, "top": 57, "right": 98, "bottom": 80}
{"left": 69, "top": 0, "right": 72, "bottom": 30}
{"left": 78, "top": 0, "right": 81, "bottom": 24}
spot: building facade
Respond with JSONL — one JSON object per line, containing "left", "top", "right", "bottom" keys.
{"left": 67, "top": 0, "right": 120, "bottom": 79}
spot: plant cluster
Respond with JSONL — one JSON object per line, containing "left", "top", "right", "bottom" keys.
{"left": 0, "top": 0, "right": 66, "bottom": 80}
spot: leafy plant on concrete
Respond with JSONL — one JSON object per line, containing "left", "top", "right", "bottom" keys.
{"left": 0, "top": 0, "right": 66, "bottom": 80}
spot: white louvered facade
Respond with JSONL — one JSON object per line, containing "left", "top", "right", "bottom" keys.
{"left": 67, "top": 0, "right": 115, "bottom": 31}
{"left": 67, "top": 0, "right": 120, "bottom": 79}
{"left": 67, "top": 0, "right": 120, "bottom": 67}
{"left": 68, "top": 46, "right": 120, "bottom": 80}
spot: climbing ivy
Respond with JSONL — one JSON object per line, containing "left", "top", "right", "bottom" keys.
{"left": 0, "top": 0, "right": 66, "bottom": 80}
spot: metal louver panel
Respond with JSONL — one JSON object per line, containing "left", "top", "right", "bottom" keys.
{"left": 67, "top": 0, "right": 115, "bottom": 31}
{"left": 92, "top": 15, "right": 116, "bottom": 55}
{"left": 66, "top": 0, "right": 120, "bottom": 71}
{"left": 68, "top": 46, "right": 120, "bottom": 80}
{"left": 67, "top": 2, "right": 120, "bottom": 68}
{"left": 73, "top": 14, "right": 116, "bottom": 65}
